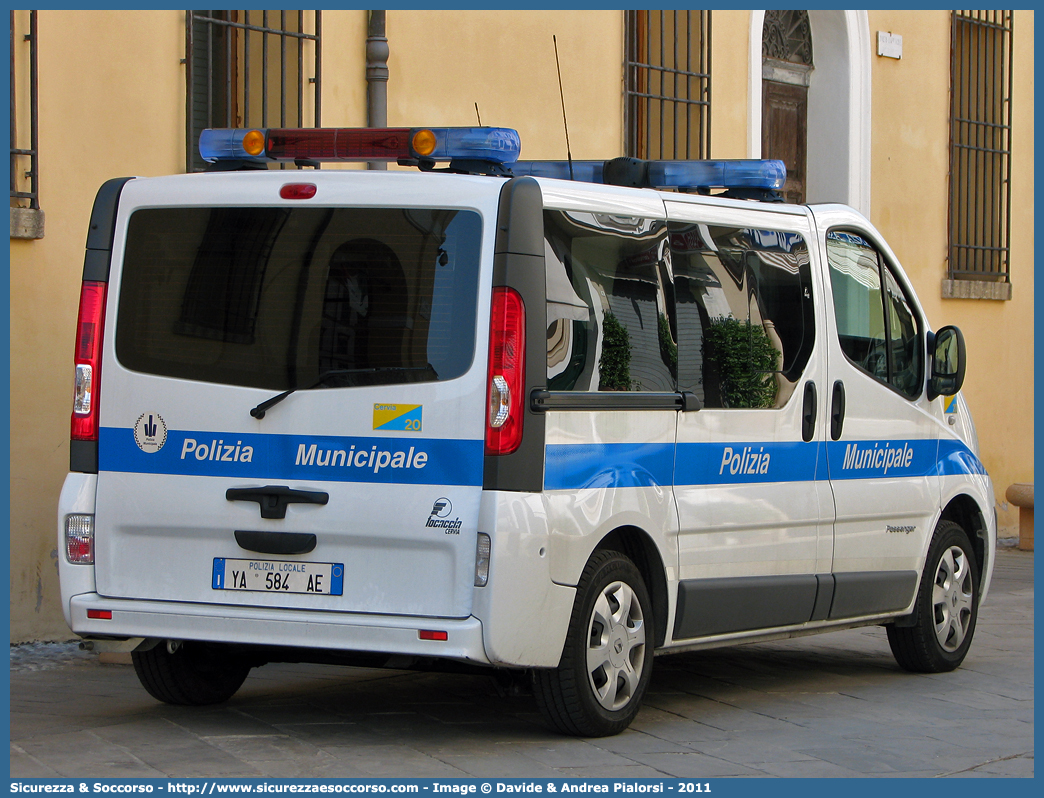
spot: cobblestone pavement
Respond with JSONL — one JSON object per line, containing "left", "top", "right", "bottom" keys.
{"left": 10, "top": 548, "right": 1032, "bottom": 779}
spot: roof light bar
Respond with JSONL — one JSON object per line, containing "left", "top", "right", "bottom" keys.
{"left": 199, "top": 126, "right": 785, "bottom": 194}
{"left": 199, "top": 126, "right": 521, "bottom": 165}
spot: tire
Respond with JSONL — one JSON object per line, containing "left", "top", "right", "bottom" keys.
{"left": 533, "top": 550, "right": 654, "bottom": 737}
{"left": 132, "top": 640, "right": 251, "bottom": 705}
{"left": 887, "top": 520, "right": 980, "bottom": 673}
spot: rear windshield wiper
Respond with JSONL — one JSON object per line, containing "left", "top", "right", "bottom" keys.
{"left": 249, "top": 366, "right": 438, "bottom": 419}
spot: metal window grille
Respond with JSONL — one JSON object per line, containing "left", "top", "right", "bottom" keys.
{"left": 626, "top": 10, "right": 711, "bottom": 160}
{"left": 948, "top": 10, "right": 1013, "bottom": 282}
{"left": 186, "top": 10, "right": 322, "bottom": 172}
{"left": 10, "top": 10, "right": 39, "bottom": 210}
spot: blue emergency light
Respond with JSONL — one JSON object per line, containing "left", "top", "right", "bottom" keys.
{"left": 510, "top": 157, "right": 785, "bottom": 192}
{"left": 199, "top": 126, "right": 521, "bottom": 165}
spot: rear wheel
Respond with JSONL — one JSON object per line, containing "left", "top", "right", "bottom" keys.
{"left": 132, "top": 640, "right": 251, "bottom": 705}
{"left": 533, "top": 550, "right": 653, "bottom": 737}
{"left": 887, "top": 521, "right": 980, "bottom": 673}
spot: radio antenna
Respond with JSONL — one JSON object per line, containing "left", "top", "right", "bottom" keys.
{"left": 474, "top": 102, "right": 483, "bottom": 126}
{"left": 553, "top": 35, "right": 574, "bottom": 180}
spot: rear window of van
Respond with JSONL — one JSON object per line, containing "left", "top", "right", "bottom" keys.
{"left": 115, "top": 206, "right": 482, "bottom": 391}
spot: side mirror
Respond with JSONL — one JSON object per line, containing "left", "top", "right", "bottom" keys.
{"left": 927, "top": 325, "right": 966, "bottom": 401}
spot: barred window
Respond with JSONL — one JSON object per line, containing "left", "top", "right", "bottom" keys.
{"left": 10, "top": 10, "right": 39, "bottom": 212}
{"left": 186, "top": 10, "right": 322, "bottom": 172}
{"left": 948, "top": 10, "right": 1013, "bottom": 285}
{"left": 625, "top": 10, "right": 711, "bottom": 160}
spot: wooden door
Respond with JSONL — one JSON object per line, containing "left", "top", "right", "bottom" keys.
{"left": 762, "top": 80, "right": 808, "bottom": 204}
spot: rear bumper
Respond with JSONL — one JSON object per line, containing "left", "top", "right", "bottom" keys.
{"left": 68, "top": 593, "right": 491, "bottom": 664}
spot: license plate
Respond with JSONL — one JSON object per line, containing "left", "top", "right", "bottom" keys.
{"left": 212, "top": 558, "right": 343, "bottom": 596}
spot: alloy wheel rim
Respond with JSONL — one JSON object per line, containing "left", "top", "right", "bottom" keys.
{"left": 586, "top": 580, "right": 646, "bottom": 711}
{"left": 932, "top": 545, "right": 974, "bottom": 652}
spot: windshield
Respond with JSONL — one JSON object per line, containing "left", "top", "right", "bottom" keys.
{"left": 115, "top": 206, "right": 482, "bottom": 391}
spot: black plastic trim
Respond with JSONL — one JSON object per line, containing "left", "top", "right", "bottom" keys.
{"left": 69, "top": 440, "right": 98, "bottom": 474}
{"left": 83, "top": 177, "right": 134, "bottom": 278}
{"left": 482, "top": 177, "right": 547, "bottom": 493}
{"left": 810, "top": 573, "right": 835, "bottom": 622}
{"left": 531, "top": 390, "right": 686, "bottom": 412}
{"left": 801, "top": 380, "right": 817, "bottom": 442}
{"left": 673, "top": 574, "right": 819, "bottom": 640}
{"left": 234, "top": 530, "right": 318, "bottom": 556}
{"left": 828, "top": 570, "right": 918, "bottom": 619}
{"left": 225, "top": 486, "right": 330, "bottom": 520}
{"left": 927, "top": 325, "right": 967, "bottom": 401}
{"left": 830, "top": 380, "right": 846, "bottom": 441}
{"left": 81, "top": 249, "right": 113, "bottom": 283}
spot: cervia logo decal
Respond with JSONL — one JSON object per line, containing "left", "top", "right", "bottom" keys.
{"left": 427, "top": 497, "right": 462, "bottom": 534}
{"left": 373, "top": 403, "right": 422, "bottom": 431}
{"left": 133, "top": 413, "right": 167, "bottom": 454}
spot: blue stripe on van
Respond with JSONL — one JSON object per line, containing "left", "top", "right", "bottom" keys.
{"left": 544, "top": 442, "right": 676, "bottom": 490}
{"left": 99, "top": 427, "right": 484, "bottom": 486}
{"left": 545, "top": 438, "right": 984, "bottom": 490}
{"left": 936, "top": 438, "right": 988, "bottom": 477}
{"left": 825, "top": 439, "right": 940, "bottom": 481}
{"left": 675, "top": 440, "right": 821, "bottom": 486}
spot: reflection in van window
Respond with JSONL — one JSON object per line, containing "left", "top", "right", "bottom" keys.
{"left": 116, "top": 207, "right": 482, "bottom": 391}
{"left": 543, "top": 211, "right": 675, "bottom": 392}
{"left": 826, "top": 230, "right": 922, "bottom": 398}
{"left": 669, "top": 224, "right": 814, "bottom": 409}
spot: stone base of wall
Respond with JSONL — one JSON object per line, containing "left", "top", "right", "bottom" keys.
{"left": 10, "top": 207, "right": 45, "bottom": 239}
{"left": 941, "top": 278, "right": 1012, "bottom": 301}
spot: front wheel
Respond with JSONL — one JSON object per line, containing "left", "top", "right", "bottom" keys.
{"left": 533, "top": 550, "right": 654, "bottom": 737}
{"left": 887, "top": 520, "right": 980, "bottom": 673}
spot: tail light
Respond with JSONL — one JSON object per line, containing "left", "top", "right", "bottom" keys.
{"left": 485, "top": 287, "right": 526, "bottom": 456}
{"left": 71, "top": 281, "right": 107, "bottom": 441}
{"left": 65, "top": 514, "right": 95, "bottom": 564}
{"left": 474, "top": 533, "right": 491, "bottom": 586}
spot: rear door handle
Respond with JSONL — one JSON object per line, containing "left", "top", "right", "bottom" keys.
{"left": 226, "top": 486, "right": 329, "bottom": 520}
{"left": 802, "top": 381, "right": 817, "bottom": 442}
{"left": 830, "top": 380, "right": 846, "bottom": 441}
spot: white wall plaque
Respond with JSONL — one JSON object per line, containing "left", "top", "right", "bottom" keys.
{"left": 877, "top": 31, "right": 903, "bottom": 59}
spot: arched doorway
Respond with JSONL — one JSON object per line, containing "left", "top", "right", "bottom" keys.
{"left": 748, "top": 10, "right": 871, "bottom": 214}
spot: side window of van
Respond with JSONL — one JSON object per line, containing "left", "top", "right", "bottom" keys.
{"left": 826, "top": 231, "right": 923, "bottom": 399}
{"left": 668, "top": 223, "right": 815, "bottom": 409}
{"left": 543, "top": 210, "right": 676, "bottom": 392}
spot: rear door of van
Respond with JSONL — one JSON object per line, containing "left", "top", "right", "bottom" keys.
{"left": 92, "top": 172, "right": 495, "bottom": 621}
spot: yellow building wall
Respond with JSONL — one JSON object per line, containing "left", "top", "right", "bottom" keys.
{"left": 867, "top": 10, "right": 1034, "bottom": 538}
{"left": 708, "top": 10, "right": 752, "bottom": 159}
{"left": 386, "top": 11, "right": 624, "bottom": 160}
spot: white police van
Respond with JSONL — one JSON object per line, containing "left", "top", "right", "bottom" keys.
{"left": 59, "top": 125, "right": 996, "bottom": 736}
